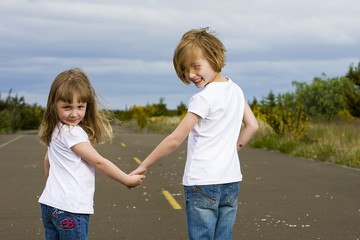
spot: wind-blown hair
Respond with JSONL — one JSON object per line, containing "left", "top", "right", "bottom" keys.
{"left": 38, "top": 68, "right": 112, "bottom": 146}
{"left": 173, "top": 27, "right": 227, "bottom": 85}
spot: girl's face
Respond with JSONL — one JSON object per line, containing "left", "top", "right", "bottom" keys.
{"left": 56, "top": 94, "right": 87, "bottom": 126}
{"left": 185, "top": 53, "right": 218, "bottom": 88}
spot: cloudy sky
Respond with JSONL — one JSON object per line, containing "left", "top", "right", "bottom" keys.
{"left": 1, "top": 0, "right": 359, "bottom": 110}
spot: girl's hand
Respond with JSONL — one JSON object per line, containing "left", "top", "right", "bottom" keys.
{"left": 127, "top": 174, "right": 145, "bottom": 189}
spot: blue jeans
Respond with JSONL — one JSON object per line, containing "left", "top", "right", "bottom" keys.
{"left": 40, "top": 204, "right": 90, "bottom": 240}
{"left": 184, "top": 182, "right": 239, "bottom": 240}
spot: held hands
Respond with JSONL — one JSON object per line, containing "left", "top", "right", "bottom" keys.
{"left": 127, "top": 165, "right": 148, "bottom": 190}
{"left": 126, "top": 174, "right": 146, "bottom": 189}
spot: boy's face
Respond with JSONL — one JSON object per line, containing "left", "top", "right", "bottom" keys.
{"left": 185, "top": 52, "right": 218, "bottom": 88}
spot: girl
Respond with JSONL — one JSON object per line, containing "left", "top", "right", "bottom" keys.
{"left": 131, "top": 28, "right": 259, "bottom": 239}
{"left": 38, "top": 68, "right": 144, "bottom": 240}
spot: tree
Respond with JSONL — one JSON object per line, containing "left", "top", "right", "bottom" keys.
{"left": 249, "top": 97, "right": 259, "bottom": 109}
{"left": 176, "top": 101, "right": 187, "bottom": 117}
{"left": 344, "top": 62, "right": 360, "bottom": 117}
{"left": 292, "top": 74, "right": 353, "bottom": 121}
{"left": 152, "top": 98, "right": 169, "bottom": 116}
{"left": 261, "top": 91, "right": 276, "bottom": 109}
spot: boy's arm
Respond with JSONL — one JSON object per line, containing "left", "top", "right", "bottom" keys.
{"left": 44, "top": 151, "right": 50, "bottom": 179}
{"left": 132, "top": 112, "right": 199, "bottom": 175}
{"left": 237, "top": 101, "right": 259, "bottom": 151}
{"left": 72, "top": 142, "right": 145, "bottom": 188}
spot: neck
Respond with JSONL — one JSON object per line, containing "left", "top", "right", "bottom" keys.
{"left": 209, "top": 72, "right": 226, "bottom": 84}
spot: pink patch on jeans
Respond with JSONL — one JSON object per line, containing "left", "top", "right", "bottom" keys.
{"left": 61, "top": 219, "right": 76, "bottom": 229}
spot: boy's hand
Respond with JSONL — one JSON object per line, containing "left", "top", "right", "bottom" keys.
{"left": 130, "top": 165, "right": 147, "bottom": 176}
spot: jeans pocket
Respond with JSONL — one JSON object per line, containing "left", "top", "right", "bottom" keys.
{"left": 192, "top": 185, "right": 217, "bottom": 208}
{"left": 52, "top": 209, "right": 77, "bottom": 230}
{"left": 226, "top": 182, "right": 239, "bottom": 207}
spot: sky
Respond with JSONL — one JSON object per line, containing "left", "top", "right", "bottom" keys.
{"left": 1, "top": 0, "right": 359, "bottom": 110}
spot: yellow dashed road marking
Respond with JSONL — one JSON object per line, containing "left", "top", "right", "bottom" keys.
{"left": 132, "top": 157, "right": 181, "bottom": 210}
{"left": 162, "top": 190, "right": 182, "bottom": 210}
{"left": 133, "top": 157, "right": 142, "bottom": 165}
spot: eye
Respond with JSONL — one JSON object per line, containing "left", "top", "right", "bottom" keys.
{"left": 191, "top": 63, "right": 200, "bottom": 69}
{"left": 78, "top": 104, "right": 86, "bottom": 109}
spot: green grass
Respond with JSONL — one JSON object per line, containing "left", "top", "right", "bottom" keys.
{"left": 125, "top": 116, "right": 180, "bottom": 134}
{"left": 250, "top": 119, "right": 360, "bottom": 168}
{"left": 147, "top": 116, "right": 180, "bottom": 134}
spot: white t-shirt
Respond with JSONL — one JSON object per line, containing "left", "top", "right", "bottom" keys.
{"left": 183, "top": 78, "right": 245, "bottom": 186}
{"left": 39, "top": 123, "right": 95, "bottom": 214}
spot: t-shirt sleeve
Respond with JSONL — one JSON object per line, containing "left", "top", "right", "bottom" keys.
{"left": 187, "top": 94, "right": 210, "bottom": 119}
{"left": 61, "top": 126, "right": 90, "bottom": 149}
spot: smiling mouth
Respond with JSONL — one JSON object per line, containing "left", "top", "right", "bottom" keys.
{"left": 68, "top": 119, "right": 79, "bottom": 123}
{"left": 192, "top": 78, "right": 202, "bottom": 83}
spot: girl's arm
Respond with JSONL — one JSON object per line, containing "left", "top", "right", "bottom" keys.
{"left": 44, "top": 151, "right": 50, "bottom": 178}
{"left": 237, "top": 101, "right": 259, "bottom": 151}
{"left": 131, "top": 112, "right": 200, "bottom": 175}
{"left": 71, "top": 142, "right": 145, "bottom": 188}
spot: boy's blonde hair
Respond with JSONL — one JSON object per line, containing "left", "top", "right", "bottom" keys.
{"left": 38, "top": 68, "right": 112, "bottom": 146}
{"left": 173, "top": 27, "right": 227, "bottom": 85}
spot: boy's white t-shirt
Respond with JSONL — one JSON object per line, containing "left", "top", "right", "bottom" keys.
{"left": 183, "top": 78, "right": 245, "bottom": 186}
{"left": 39, "top": 123, "right": 95, "bottom": 214}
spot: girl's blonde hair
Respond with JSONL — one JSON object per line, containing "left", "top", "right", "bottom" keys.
{"left": 173, "top": 27, "right": 227, "bottom": 85}
{"left": 39, "top": 68, "right": 113, "bottom": 146}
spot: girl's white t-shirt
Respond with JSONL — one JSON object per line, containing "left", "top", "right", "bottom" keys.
{"left": 183, "top": 78, "right": 245, "bottom": 186}
{"left": 39, "top": 123, "right": 95, "bottom": 214}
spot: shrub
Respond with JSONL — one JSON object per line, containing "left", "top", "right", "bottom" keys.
{"left": 0, "top": 90, "right": 44, "bottom": 133}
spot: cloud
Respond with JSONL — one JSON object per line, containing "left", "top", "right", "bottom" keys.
{"left": 0, "top": 0, "right": 359, "bottom": 110}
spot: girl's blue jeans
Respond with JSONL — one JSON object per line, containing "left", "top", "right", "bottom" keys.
{"left": 40, "top": 204, "right": 90, "bottom": 240}
{"left": 184, "top": 182, "right": 239, "bottom": 240}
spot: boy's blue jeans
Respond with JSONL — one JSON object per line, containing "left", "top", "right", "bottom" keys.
{"left": 40, "top": 204, "right": 89, "bottom": 240}
{"left": 184, "top": 182, "right": 239, "bottom": 240}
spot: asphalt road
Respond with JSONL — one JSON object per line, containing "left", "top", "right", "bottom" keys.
{"left": 0, "top": 126, "right": 359, "bottom": 240}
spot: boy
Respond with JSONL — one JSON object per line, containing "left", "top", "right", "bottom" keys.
{"left": 132, "top": 27, "right": 258, "bottom": 240}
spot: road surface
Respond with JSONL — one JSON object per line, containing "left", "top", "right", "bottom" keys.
{"left": 0, "top": 126, "right": 359, "bottom": 240}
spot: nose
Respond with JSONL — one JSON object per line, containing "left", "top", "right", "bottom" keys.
{"left": 70, "top": 110, "right": 77, "bottom": 117}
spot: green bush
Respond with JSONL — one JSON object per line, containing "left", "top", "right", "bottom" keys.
{"left": 0, "top": 90, "right": 44, "bottom": 133}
